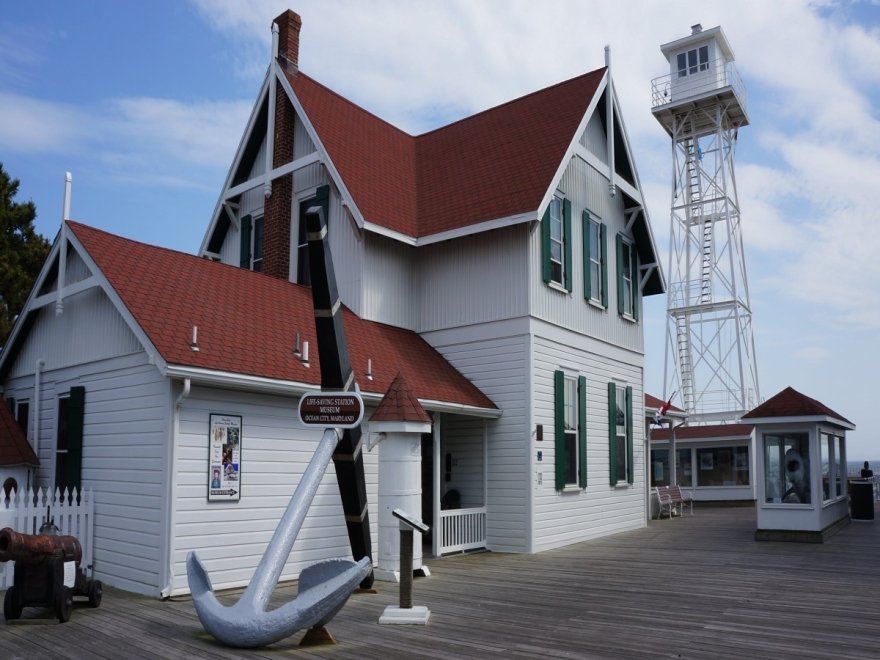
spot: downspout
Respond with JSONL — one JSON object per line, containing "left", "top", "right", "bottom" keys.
{"left": 264, "top": 22, "right": 279, "bottom": 200}
{"left": 161, "top": 377, "right": 190, "bottom": 598}
{"left": 604, "top": 46, "right": 616, "bottom": 197}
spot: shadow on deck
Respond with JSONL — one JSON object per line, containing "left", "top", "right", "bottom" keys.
{"left": 3, "top": 505, "right": 879, "bottom": 659}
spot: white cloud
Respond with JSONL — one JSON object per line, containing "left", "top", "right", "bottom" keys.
{"left": 0, "top": 92, "right": 91, "bottom": 152}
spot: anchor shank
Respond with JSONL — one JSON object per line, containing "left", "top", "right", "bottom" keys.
{"left": 243, "top": 427, "right": 341, "bottom": 605}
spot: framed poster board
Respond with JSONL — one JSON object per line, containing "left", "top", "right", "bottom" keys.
{"left": 208, "top": 414, "right": 241, "bottom": 502}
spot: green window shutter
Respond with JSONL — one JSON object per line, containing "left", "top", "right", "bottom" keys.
{"left": 582, "top": 211, "right": 591, "bottom": 302}
{"left": 66, "top": 386, "right": 85, "bottom": 493}
{"left": 239, "top": 214, "right": 252, "bottom": 269}
{"left": 600, "top": 223, "right": 608, "bottom": 308}
{"left": 578, "top": 375, "right": 587, "bottom": 488}
{"left": 631, "top": 244, "right": 640, "bottom": 321}
{"left": 607, "top": 382, "right": 617, "bottom": 486}
{"left": 616, "top": 233, "right": 625, "bottom": 315}
{"left": 563, "top": 198, "right": 572, "bottom": 292}
{"left": 626, "top": 385, "right": 634, "bottom": 484}
{"left": 554, "top": 370, "right": 566, "bottom": 491}
{"left": 541, "top": 206, "right": 552, "bottom": 284}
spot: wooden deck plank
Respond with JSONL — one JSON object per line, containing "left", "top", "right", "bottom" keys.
{"left": 2, "top": 506, "right": 879, "bottom": 658}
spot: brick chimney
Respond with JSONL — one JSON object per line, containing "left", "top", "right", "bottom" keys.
{"left": 261, "top": 10, "right": 302, "bottom": 281}
{"left": 275, "top": 10, "right": 302, "bottom": 73}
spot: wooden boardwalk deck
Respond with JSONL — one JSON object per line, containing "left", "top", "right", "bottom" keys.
{"left": 3, "top": 505, "right": 879, "bottom": 659}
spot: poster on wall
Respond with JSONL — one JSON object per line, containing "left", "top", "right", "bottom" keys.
{"left": 208, "top": 414, "right": 241, "bottom": 502}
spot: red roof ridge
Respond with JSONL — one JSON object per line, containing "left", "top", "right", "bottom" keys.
{"left": 416, "top": 67, "right": 607, "bottom": 138}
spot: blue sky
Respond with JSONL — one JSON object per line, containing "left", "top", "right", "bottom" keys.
{"left": 2, "top": 1, "right": 878, "bottom": 459}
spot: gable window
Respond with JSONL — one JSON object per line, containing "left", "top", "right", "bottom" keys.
{"left": 616, "top": 234, "right": 639, "bottom": 321}
{"left": 583, "top": 212, "right": 607, "bottom": 307}
{"left": 542, "top": 196, "right": 572, "bottom": 291}
{"left": 608, "top": 383, "right": 633, "bottom": 486}
{"left": 239, "top": 214, "right": 264, "bottom": 272}
{"left": 676, "top": 45, "right": 709, "bottom": 78}
{"left": 55, "top": 387, "right": 85, "bottom": 493}
{"left": 554, "top": 371, "right": 587, "bottom": 490}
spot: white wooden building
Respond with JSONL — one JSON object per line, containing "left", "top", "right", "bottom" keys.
{"left": 0, "top": 8, "right": 664, "bottom": 597}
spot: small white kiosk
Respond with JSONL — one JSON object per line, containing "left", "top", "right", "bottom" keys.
{"left": 743, "top": 387, "right": 855, "bottom": 542}
{"left": 370, "top": 373, "right": 432, "bottom": 582}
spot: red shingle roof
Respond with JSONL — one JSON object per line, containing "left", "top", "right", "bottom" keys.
{"left": 742, "top": 386, "right": 852, "bottom": 426}
{"left": 288, "top": 68, "right": 606, "bottom": 238}
{"left": 651, "top": 423, "right": 754, "bottom": 441}
{"left": 68, "top": 222, "right": 495, "bottom": 412}
{"left": 0, "top": 396, "right": 38, "bottom": 467}
{"left": 370, "top": 372, "right": 431, "bottom": 424}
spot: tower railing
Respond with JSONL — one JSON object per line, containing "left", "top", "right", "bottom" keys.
{"left": 651, "top": 58, "right": 747, "bottom": 114}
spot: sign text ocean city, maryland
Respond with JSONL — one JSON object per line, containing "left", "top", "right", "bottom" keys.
{"left": 298, "top": 391, "right": 364, "bottom": 429}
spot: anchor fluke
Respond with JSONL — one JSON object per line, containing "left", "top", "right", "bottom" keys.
{"left": 187, "top": 552, "right": 370, "bottom": 648}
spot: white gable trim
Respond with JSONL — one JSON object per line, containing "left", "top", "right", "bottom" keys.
{"left": 415, "top": 212, "right": 536, "bottom": 247}
{"left": 744, "top": 415, "right": 855, "bottom": 431}
{"left": 199, "top": 72, "right": 271, "bottom": 256}
{"left": 537, "top": 72, "right": 610, "bottom": 219}
{"left": 63, "top": 229, "right": 168, "bottom": 373}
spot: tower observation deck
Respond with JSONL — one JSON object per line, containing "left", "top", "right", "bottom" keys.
{"left": 652, "top": 24, "right": 760, "bottom": 424}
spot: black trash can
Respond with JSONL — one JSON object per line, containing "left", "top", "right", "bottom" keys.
{"left": 850, "top": 481, "right": 875, "bottom": 521}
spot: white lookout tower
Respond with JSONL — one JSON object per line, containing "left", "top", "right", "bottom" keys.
{"left": 651, "top": 24, "right": 760, "bottom": 423}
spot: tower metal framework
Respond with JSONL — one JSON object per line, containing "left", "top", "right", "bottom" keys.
{"left": 651, "top": 25, "right": 760, "bottom": 424}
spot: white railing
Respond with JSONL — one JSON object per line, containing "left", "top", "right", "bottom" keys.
{"left": 439, "top": 506, "right": 487, "bottom": 554}
{"left": 651, "top": 58, "right": 748, "bottom": 114}
{"left": 0, "top": 488, "right": 95, "bottom": 588}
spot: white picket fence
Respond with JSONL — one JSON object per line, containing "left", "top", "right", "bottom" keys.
{"left": 439, "top": 506, "right": 487, "bottom": 554}
{"left": 0, "top": 488, "right": 94, "bottom": 589}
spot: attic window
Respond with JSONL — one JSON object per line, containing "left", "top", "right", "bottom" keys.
{"left": 542, "top": 196, "right": 572, "bottom": 291}
{"left": 677, "top": 45, "right": 709, "bottom": 78}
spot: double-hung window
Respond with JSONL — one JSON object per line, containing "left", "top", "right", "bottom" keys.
{"left": 616, "top": 234, "right": 639, "bottom": 320}
{"left": 542, "top": 196, "right": 572, "bottom": 291}
{"left": 676, "top": 45, "right": 709, "bottom": 78}
{"left": 583, "top": 212, "right": 607, "bottom": 307}
{"left": 554, "top": 371, "right": 587, "bottom": 490}
{"left": 608, "top": 383, "right": 633, "bottom": 486}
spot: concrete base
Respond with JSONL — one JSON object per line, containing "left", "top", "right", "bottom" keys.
{"left": 379, "top": 605, "right": 431, "bottom": 625}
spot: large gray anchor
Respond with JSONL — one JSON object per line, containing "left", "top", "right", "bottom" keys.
{"left": 186, "top": 427, "right": 371, "bottom": 648}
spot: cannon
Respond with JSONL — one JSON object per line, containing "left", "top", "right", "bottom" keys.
{"left": 1, "top": 527, "right": 102, "bottom": 623}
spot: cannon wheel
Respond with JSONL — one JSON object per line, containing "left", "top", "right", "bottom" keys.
{"left": 88, "top": 580, "right": 102, "bottom": 608}
{"left": 4, "top": 585, "right": 23, "bottom": 621}
{"left": 55, "top": 586, "right": 73, "bottom": 623}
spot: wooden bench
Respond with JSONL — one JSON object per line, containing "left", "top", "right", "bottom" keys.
{"left": 655, "top": 485, "right": 694, "bottom": 518}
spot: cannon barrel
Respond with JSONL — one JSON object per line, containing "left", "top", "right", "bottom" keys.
{"left": 0, "top": 527, "right": 82, "bottom": 565}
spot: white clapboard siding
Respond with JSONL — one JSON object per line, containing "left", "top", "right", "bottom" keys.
{"left": 528, "top": 156, "right": 644, "bottom": 354}
{"left": 416, "top": 224, "right": 530, "bottom": 333}
{"left": 421, "top": 323, "right": 531, "bottom": 553}
{"left": 531, "top": 328, "right": 646, "bottom": 552}
{"left": 170, "top": 386, "right": 378, "bottom": 595}
{"left": 580, "top": 112, "right": 609, "bottom": 164}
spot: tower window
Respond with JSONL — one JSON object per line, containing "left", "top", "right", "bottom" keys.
{"left": 677, "top": 45, "right": 709, "bottom": 78}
